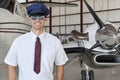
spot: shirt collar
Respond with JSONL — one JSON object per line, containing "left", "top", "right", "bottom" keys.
{"left": 30, "top": 31, "right": 46, "bottom": 42}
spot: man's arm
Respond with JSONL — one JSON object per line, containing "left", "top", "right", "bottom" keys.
{"left": 56, "top": 65, "right": 64, "bottom": 80}
{"left": 8, "top": 65, "right": 17, "bottom": 80}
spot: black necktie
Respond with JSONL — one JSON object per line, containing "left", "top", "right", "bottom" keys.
{"left": 34, "top": 37, "right": 41, "bottom": 74}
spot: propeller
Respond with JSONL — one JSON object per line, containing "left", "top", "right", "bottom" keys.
{"left": 83, "top": 0, "right": 105, "bottom": 29}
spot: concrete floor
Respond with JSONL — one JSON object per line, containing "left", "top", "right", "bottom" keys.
{"left": 1, "top": 55, "right": 120, "bottom": 80}
{"left": 64, "top": 58, "right": 120, "bottom": 80}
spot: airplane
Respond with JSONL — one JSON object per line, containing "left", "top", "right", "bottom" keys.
{"left": 66, "top": 0, "right": 120, "bottom": 80}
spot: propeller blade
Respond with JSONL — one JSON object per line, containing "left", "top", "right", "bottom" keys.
{"left": 21, "top": 1, "right": 78, "bottom": 7}
{"left": 84, "top": 0, "right": 105, "bottom": 29}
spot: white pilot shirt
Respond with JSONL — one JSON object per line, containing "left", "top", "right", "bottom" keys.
{"left": 4, "top": 31, "right": 68, "bottom": 80}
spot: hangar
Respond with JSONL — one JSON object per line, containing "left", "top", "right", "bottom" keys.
{"left": 0, "top": 0, "right": 120, "bottom": 80}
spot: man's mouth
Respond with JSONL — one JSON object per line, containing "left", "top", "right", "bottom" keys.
{"left": 34, "top": 23, "right": 41, "bottom": 26}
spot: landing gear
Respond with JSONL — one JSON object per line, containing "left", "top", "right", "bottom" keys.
{"left": 79, "top": 54, "right": 94, "bottom": 80}
{"left": 81, "top": 70, "right": 86, "bottom": 80}
{"left": 80, "top": 63, "right": 94, "bottom": 80}
{"left": 89, "top": 70, "right": 94, "bottom": 80}
{"left": 81, "top": 70, "right": 94, "bottom": 80}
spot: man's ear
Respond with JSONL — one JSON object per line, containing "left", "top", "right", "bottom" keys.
{"left": 45, "top": 18, "right": 48, "bottom": 22}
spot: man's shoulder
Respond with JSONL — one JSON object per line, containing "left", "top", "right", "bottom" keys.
{"left": 45, "top": 32, "right": 59, "bottom": 40}
{"left": 44, "top": 32, "right": 63, "bottom": 50}
{"left": 15, "top": 32, "right": 30, "bottom": 41}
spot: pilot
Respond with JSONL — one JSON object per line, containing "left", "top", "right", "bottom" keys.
{"left": 4, "top": 3, "right": 68, "bottom": 80}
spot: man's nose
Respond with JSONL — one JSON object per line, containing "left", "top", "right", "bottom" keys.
{"left": 35, "top": 17, "right": 39, "bottom": 20}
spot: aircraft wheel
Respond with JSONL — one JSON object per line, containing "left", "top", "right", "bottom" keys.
{"left": 81, "top": 70, "right": 86, "bottom": 80}
{"left": 89, "top": 70, "right": 94, "bottom": 80}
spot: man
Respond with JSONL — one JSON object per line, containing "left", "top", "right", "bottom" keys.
{"left": 4, "top": 3, "right": 68, "bottom": 80}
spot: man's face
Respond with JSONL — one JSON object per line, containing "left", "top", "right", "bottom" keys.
{"left": 30, "top": 15, "right": 47, "bottom": 31}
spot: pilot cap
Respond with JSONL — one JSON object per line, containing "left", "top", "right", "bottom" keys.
{"left": 27, "top": 3, "right": 49, "bottom": 16}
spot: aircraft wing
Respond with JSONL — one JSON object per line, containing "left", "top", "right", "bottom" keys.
{"left": 21, "top": 1, "right": 78, "bottom": 7}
